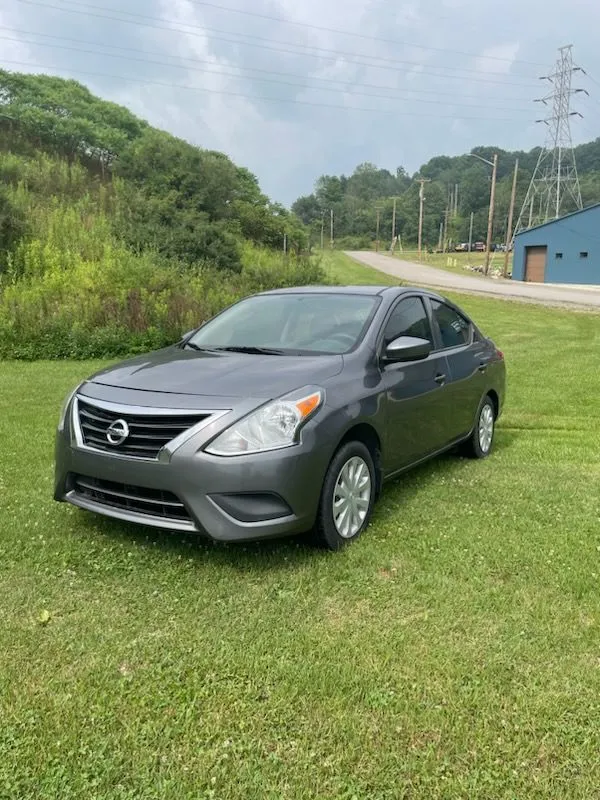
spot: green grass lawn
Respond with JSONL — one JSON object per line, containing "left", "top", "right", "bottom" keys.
{"left": 395, "top": 249, "right": 512, "bottom": 278}
{"left": 326, "top": 246, "right": 513, "bottom": 279}
{"left": 2, "top": 258, "right": 600, "bottom": 798}
{"left": 323, "top": 249, "right": 508, "bottom": 289}
{"left": 323, "top": 250, "right": 398, "bottom": 285}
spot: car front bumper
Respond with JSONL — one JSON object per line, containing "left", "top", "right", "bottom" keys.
{"left": 54, "top": 390, "right": 334, "bottom": 542}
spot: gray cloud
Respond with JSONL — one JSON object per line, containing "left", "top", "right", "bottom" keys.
{"left": 2, "top": 0, "right": 599, "bottom": 204}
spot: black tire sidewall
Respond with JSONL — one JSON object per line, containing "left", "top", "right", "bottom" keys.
{"left": 316, "top": 441, "right": 376, "bottom": 550}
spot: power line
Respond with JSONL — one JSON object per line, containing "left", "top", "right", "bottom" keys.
{"left": 0, "top": 59, "right": 534, "bottom": 121}
{"left": 11, "top": 0, "right": 541, "bottom": 87}
{"left": 14, "top": 0, "right": 540, "bottom": 82}
{"left": 577, "top": 122, "right": 600, "bottom": 142}
{"left": 0, "top": 27, "right": 537, "bottom": 104}
{"left": 64, "top": 0, "right": 549, "bottom": 68}
{"left": 586, "top": 73, "right": 600, "bottom": 89}
{"left": 0, "top": 34, "right": 535, "bottom": 112}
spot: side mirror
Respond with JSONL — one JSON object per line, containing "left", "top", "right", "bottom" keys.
{"left": 383, "top": 335, "right": 432, "bottom": 363}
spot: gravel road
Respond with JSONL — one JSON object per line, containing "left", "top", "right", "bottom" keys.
{"left": 345, "top": 251, "right": 600, "bottom": 310}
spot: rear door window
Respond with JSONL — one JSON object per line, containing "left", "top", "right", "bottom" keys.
{"left": 431, "top": 300, "right": 472, "bottom": 349}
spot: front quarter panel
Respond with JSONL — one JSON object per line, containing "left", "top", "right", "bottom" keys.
{"left": 315, "top": 350, "right": 388, "bottom": 455}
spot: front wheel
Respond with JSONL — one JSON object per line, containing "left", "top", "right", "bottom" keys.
{"left": 463, "top": 394, "right": 496, "bottom": 459}
{"left": 314, "top": 441, "right": 376, "bottom": 551}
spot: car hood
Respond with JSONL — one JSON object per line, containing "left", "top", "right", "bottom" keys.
{"left": 89, "top": 346, "right": 344, "bottom": 399}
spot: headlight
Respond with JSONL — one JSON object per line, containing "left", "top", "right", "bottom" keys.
{"left": 57, "top": 382, "right": 83, "bottom": 432}
{"left": 206, "top": 389, "right": 323, "bottom": 456}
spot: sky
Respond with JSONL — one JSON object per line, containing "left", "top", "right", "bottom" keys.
{"left": 1, "top": 0, "right": 600, "bottom": 205}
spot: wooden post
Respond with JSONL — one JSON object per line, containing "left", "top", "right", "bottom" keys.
{"left": 484, "top": 153, "right": 498, "bottom": 275}
{"left": 468, "top": 211, "right": 474, "bottom": 255}
{"left": 417, "top": 178, "right": 430, "bottom": 261}
{"left": 330, "top": 208, "right": 334, "bottom": 249}
{"left": 504, "top": 159, "right": 519, "bottom": 278}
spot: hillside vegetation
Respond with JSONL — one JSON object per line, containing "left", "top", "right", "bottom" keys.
{"left": 293, "top": 141, "right": 600, "bottom": 250}
{"left": 0, "top": 70, "right": 319, "bottom": 359}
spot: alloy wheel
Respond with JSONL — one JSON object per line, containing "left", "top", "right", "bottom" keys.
{"left": 332, "top": 456, "right": 372, "bottom": 538}
{"left": 478, "top": 403, "right": 494, "bottom": 453}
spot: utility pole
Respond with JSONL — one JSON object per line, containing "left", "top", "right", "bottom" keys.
{"left": 417, "top": 177, "right": 430, "bottom": 262}
{"left": 320, "top": 210, "right": 325, "bottom": 250}
{"left": 503, "top": 159, "right": 519, "bottom": 278}
{"left": 484, "top": 153, "right": 498, "bottom": 275}
{"left": 391, "top": 196, "right": 398, "bottom": 251}
{"left": 454, "top": 183, "right": 459, "bottom": 217}
{"left": 438, "top": 221, "right": 443, "bottom": 252}
{"left": 330, "top": 208, "right": 334, "bottom": 249}
{"left": 442, "top": 206, "right": 449, "bottom": 254}
{"left": 375, "top": 206, "right": 382, "bottom": 253}
{"left": 467, "top": 151, "right": 498, "bottom": 274}
{"left": 283, "top": 233, "right": 287, "bottom": 255}
{"left": 468, "top": 211, "right": 474, "bottom": 254}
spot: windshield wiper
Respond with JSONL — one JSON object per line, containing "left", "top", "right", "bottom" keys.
{"left": 182, "top": 341, "right": 217, "bottom": 352}
{"left": 211, "top": 346, "right": 286, "bottom": 355}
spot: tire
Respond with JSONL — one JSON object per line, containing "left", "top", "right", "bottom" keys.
{"left": 314, "top": 441, "right": 376, "bottom": 551}
{"left": 462, "top": 394, "right": 496, "bottom": 459}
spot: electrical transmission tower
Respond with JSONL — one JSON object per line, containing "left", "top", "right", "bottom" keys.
{"left": 515, "top": 45, "right": 587, "bottom": 233}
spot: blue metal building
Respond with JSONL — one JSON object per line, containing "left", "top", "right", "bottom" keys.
{"left": 512, "top": 203, "right": 600, "bottom": 285}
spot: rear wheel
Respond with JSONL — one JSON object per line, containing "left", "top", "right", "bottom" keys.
{"left": 314, "top": 441, "right": 376, "bottom": 550}
{"left": 463, "top": 394, "right": 496, "bottom": 459}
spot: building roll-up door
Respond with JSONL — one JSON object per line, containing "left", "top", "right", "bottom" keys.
{"left": 524, "top": 245, "right": 547, "bottom": 282}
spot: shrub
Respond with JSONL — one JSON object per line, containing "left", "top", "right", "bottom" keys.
{"left": 332, "top": 235, "right": 373, "bottom": 251}
{"left": 0, "top": 149, "right": 324, "bottom": 360}
{"left": 0, "top": 242, "right": 329, "bottom": 360}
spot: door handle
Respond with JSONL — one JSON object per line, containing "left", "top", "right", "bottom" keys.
{"left": 478, "top": 361, "right": 488, "bottom": 373}
{"left": 434, "top": 373, "right": 446, "bottom": 385}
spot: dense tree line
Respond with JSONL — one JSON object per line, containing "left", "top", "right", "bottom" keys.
{"left": 292, "top": 142, "right": 600, "bottom": 251}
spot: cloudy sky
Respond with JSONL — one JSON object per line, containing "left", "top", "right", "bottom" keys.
{"left": 2, "top": 0, "right": 600, "bottom": 204}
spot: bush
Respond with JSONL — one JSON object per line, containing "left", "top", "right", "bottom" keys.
{"left": 0, "top": 148, "right": 322, "bottom": 360}
{"left": 0, "top": 243, "right": 329, "bottom": 360}
{"left": 331, "top": 235, "right": 373, "bottom": 251}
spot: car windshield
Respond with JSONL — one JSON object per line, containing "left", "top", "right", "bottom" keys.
{"left": 186, "top": 293, "right": 379, "bottom": 355}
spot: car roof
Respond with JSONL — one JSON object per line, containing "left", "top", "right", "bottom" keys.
{"left": 261, "top": 285, "right": 393, "bottom": 296}
{"left": 260, "top": 285, "right": 451, "bottom": 304}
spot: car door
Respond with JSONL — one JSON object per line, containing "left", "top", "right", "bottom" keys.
{"left": 379, "top": 295, "right": 453, "bottom": 474}
{"left": 428, "top": 298, "right": 487, "bottom": 440}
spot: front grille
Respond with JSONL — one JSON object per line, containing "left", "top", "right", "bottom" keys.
{"left": 77, "top": 399, "right": 209, "bottom": 459}
{"left": 72, "top": 475, "right": 191, "bottom": 522}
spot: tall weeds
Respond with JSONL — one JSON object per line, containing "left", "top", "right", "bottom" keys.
{"left": 0, "top": 157, "right": 327, "bottom": 359}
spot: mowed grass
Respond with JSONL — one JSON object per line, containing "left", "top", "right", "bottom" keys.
{"left": 322, "top": 249, "right": 509, "bottom": 285}
{"left": 387, "top": 249, "right": 512, "bottom": 277}
{"left": 1, "top": 263, "right": 600, "bottom": 798}
{"left": 323, "top": 250, "right": 397, "bottom": 286}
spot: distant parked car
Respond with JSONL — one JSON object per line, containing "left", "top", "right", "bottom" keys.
{"left": 55, "top": 286, "right": 506, "bottom": 550}
{"left": 455, "top": 243, "right": 469, "bottom": 252}
{"left": 474, "top": 241, "right": 486, "bottom": 252}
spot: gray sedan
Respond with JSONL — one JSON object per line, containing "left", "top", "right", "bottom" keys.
{"left": 54, "top": 286, "right": 505, "bottom": 549}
